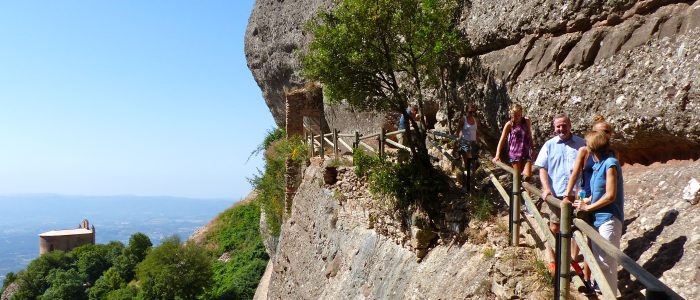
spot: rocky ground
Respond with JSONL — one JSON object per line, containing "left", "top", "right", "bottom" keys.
{"left": 257, "top": 156, "right": 699, "bottom": 299}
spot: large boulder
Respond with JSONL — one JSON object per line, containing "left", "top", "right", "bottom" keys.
{"left": 245, "top": 0, "right": 700, "bottom": 164}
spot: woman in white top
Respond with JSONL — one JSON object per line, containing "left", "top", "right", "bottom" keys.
{"left": 455, "top": 104, "right": 479, "bottom": 191}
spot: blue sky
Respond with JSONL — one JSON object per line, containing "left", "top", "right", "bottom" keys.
{"left": 0, "top": 0, "right": 275, "bottom": 199}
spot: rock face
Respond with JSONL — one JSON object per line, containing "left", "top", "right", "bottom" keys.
{"left": 264, "top": 164, "right": 501, "bottom": 299}
{"left": 245, "top": 0, "right": 700, "bottom": 165}
{"left": 258, "top": 158, "right": 700, "bottom": 299}
{"left": 244, "top": 0, "right": 333, "bottom": 127}
{"left": 0, "top": 282, "right": 19, "bottom": 300}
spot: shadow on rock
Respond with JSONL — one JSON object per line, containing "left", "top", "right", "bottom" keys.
{"left": 619, "top": 235, "right": 687, "bottom": 299}
{"left": 624, "top": 209, "right": 678, "bottom": 261}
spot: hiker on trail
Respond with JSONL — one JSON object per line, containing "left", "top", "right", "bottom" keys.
{"left": 455, "top": 104, "right": 480, "bottom": 190}
{"left": 573, "top": 130, "right": 624, "bottom": 298}
{"left": 533, "top": 113, "right": 586, "bottom": 275}
{"left": 563, "top": 114, "right": 615, "bottom": 294}
{"left": 493, "top": 103, "right": 533, "bottom": 178}
{"left": 564, "top": 115, "right": 616, "bottom": 201}
{"left": 398, "top": 104, "right": 418, "bottom": 146}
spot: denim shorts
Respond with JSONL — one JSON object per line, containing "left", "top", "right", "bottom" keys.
{"left": 459, "top": 138, "right": 479, "bottom": 157}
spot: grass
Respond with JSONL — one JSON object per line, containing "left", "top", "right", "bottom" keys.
{"left": 482, "top": 248, "right": 496, "bottom": 258}
{"left": 471, "top": 194, "right": 495, "bottom": 221}
{"left": 201, "top": 200, "right": 269, "bottom": 299}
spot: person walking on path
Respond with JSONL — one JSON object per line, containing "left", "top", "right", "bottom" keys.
{"left": 534, "top": 113, "right": 586, "bottom": 274}
{"left": 398, "top": 104, "right": 418, "bottom": 146}
{"left": 492, "top": 103, "right": 533, "bottom": 178}
{"left": 456, "top": 104, "right": 480, "bottom": 191}
{"left": 573, "top": 130, "right": 624, "bottom": 298}
{"left": 563, "top": 114, "right": 615, "bottom": 294}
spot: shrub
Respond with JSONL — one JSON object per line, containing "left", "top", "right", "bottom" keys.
{"left": 11, "top": 250, "right": 73, "bottom": 299}
{"left": 135, "top": 236, "right": 212, "bottom": 300}
{"left": 88, "top": 268, "right": 125, "bottom": 300}
{"left": 1, "top": 272, "right": 17, "bottom": 295}
{"left": 354, "top": 148, "right": 448, "bottom": 213}
{"left": 249, "top": 129, "right": 308, "bottom": 236}
{"left": 352, "top": 147, "right": 379, "bottom": 177}
{"left": 201, "top": 201, "right": 269, "bottom": 299}
{"left": 40, "top": 269, "right": 87, "bottom": 300}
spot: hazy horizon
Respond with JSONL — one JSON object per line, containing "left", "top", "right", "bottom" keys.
{"left": 0, "top": 0, "right": 275, "bottom": 199}
{"left": 0, "top": 194, "right": 234, "bottom": 281}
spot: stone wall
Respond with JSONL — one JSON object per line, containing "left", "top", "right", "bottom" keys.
{"left": 39, "top": 232, "right": 94, "bottom": 255}
{"left": 284, "top": 85, "right": 326, "bottom": 215}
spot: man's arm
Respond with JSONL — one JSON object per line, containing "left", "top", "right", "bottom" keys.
{"left": 540, "top": 167, "right": 552, "bottom": 200}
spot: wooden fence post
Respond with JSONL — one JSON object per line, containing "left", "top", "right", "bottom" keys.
{"left": 319, "top": 128, "right": 325, "bottom": 159}
{"left": 354, "top": 131, "right": 360, "bottom": 152}
{"left": 379, "top": 128, "right": 385, "bottom": 158}
{"left": 511, "top": 171, "right": 521, "bottom": 246}
{"left": 333, "top": 129, "right": 339, "bottom": 159}
{"left": 559, "top": 201, "right": 573, "bottom": 300}
{"left": 310, "top": 134, "right": 315, "bottom": 157}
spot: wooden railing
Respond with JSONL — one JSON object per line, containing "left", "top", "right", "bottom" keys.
{"left": 304, "top": 126, "right": 684, "bottom": 300}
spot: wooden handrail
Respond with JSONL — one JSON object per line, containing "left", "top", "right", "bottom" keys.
{"left": 358, "top": 141, "right": 376, "bottom": 153}
{"left": 323, "top": 136, "right": 335, "bottom": 148}
{"left": 572, "top": 231, "right": 617, "bottom": 299}
{"left": 385, "top": 138, "right": 410, "bottom": 151}
{"left": 337, "top": 137, "right": 353, "bottom": 152}
{"left": 385, "top": 129, "right": 405, "bottom": 136}
{"left": 573, "top": 219, "right": 683, "bottom": 299}
{"left": 303, "top": 128, "right": 683, "bottom": 300}
{"left": 522, "top": 182, "right": 562, "bottom": 209}
{"left": 359, "top": 132, "right": 380, "bottom": 140}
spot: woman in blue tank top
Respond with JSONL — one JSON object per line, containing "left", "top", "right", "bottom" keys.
{"left": 563, "top": 115, "right": 615, "bottom": 294}
{"left": 573, "top": 130, "right": 624, "bottom": 298}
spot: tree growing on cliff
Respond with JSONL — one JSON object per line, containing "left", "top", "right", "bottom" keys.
{"left": 135, "top": 236, "right": 211, "bottom": 300}
{"left": 301, "top": 0, "right": 464, "bottom": 165}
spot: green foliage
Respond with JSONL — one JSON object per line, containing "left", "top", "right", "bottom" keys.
{"left": 482, "top": 248, "right": 496, "bottom": 259}
{"left": 39, "top": 269, "right": 87, "bottom": 300}
{"left": 126, "top": 233, "right": 153, "bottom": 262}
{"left": 12, "top": 251, "right": 73, "bottom": 299}
{"left": 532, "top": 259, "right": 553, "bottom": 285}
{"left": 105, "top": 286, "right": 138, "bottom": 300}
{"left": 302, "top": 0, "right": 465, "bottom": 158}
{"left": 88, "top": 268, "right": 125, "bottom": 300}
{"left": 111, "top": 232, "right": 153, "bottom": 283}
{"left": 249, "top": 127, "right": 286, "bottom": 159}
{"left": 302, "top": 0, "right": 463, "bottom": 112}
{"left": 248, "top": 129, "right": 308, "bottom": 236}
{"left": 471, "top": 195, "right": 495, "bottom": 221}
{"left": 352, "top": 147, "right": 378, "bottom": 177}
{"left": 135, "top": 236, "right": 212, "bottom": 300}
{"left": 73, "top": 244, "right": 115, "bottom": 284}
{"left": 202, "top": 201, "right": 269, "bottom": 299}
{"left": 1, "top": 272, "right": 17, "bottom": 295}
{"left": 353, "top": 148, "right": 448, "bottom": 210}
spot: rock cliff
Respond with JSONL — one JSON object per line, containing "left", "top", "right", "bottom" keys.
{"left": 254, "top": 159, "right": 700, "bottom": 299}
{"left": 245, "top": 0, "right": 700, "bottom": 298}
{"left": 245, "top": 0, "right": 700, "bottom": 165}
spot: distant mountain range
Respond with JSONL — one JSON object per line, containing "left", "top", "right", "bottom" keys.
{"left": 0, "top": 194, "right": 234, "bottom": 281}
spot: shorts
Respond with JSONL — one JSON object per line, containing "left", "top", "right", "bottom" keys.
{"left": 459, "top": 138, "right": 479, "bottom": 158}
{"left": 546, "top": 196, "right": 562, "bottom": 224}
